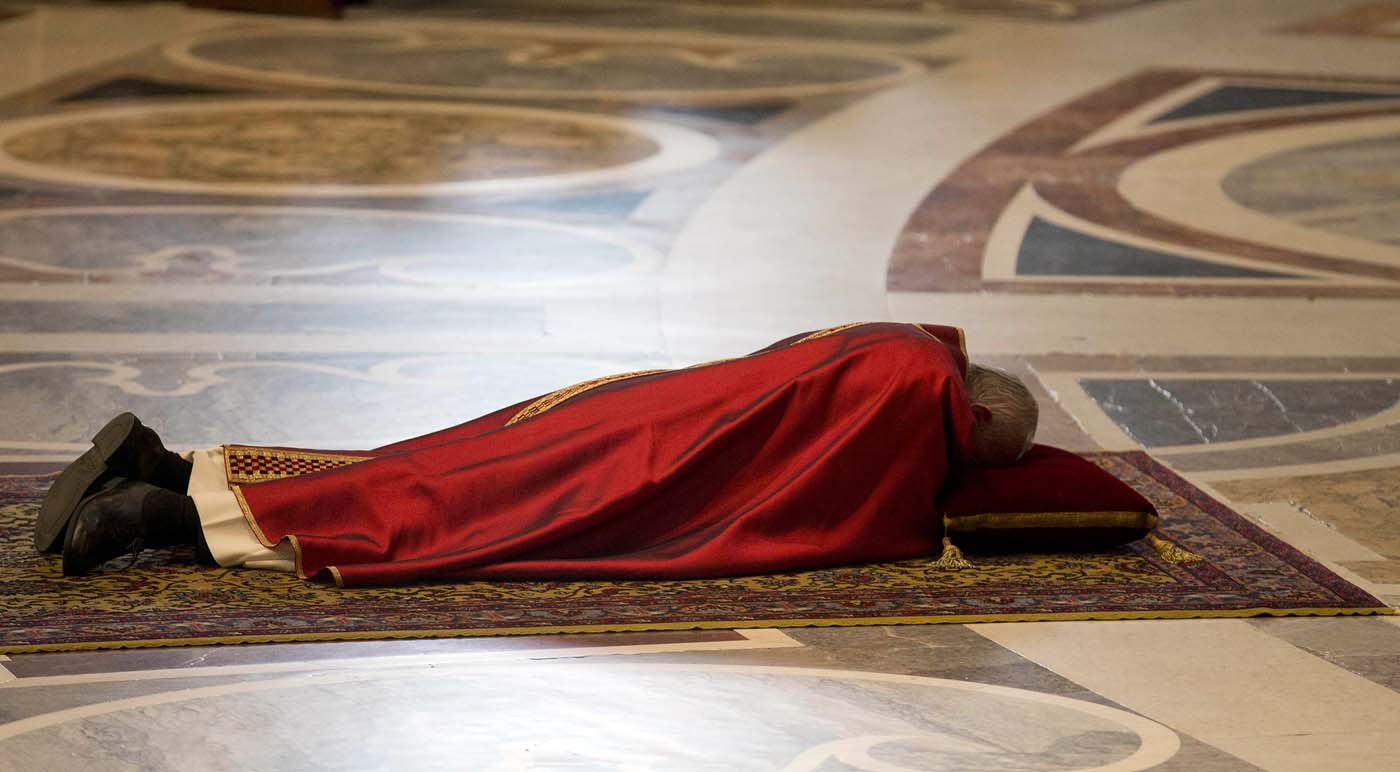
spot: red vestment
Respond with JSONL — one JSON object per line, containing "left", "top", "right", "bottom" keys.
{"left": 226, "top": 322, "right": 975, "bottom": 586}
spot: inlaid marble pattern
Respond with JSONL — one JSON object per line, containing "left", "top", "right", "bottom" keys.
{"left": 362, "top": 0, "right": 952, "bottom": 43}
{"left": 0, "top": 100, "right": 717, "bottom": 197}
{"left": 1037, "top": 367, "right": 1400, "bottom": 472}
{"left": 0, "top": 207, "right": 652, "bottom": 286}
{"left": 1283, "top": 2, "right": 1400, "bottom": 40}
{"left": 1214, "top": 466, "right": 1400, "bottom": 563}
{"left": 1222, "top": 132, "right": 1400, "bottom": 246}
{"left": 1078, "top": 378, "right": 1400, "bottom": 448}
{"left": 0, "top": 352, "right": 669, "bottom": 456}
{"left": 887, "top": 69, "right": 1400, "bottom": 296}
{"left": 1032, "top": 354, "right": 1400, "bottom": 602}
{"left": 0, "top": 664, "right": 1178, "bottom": 770}
{"left": 1, "top": 1, "right": 1398, "bottom": 770}
{"left": 614, "top": 0, "right": 1174, "bottom": 21}
{"left": 167, "top": 27, "right": 927, "bottom": 103}
{"left": 1247, "top": 617, "right": 1400, "bottom": 690}
{"left": 923, "top": 0, "right": 1172, "bottom": 18}
{"left": 1158, "top": 425, "right": 1400, "bottom": 473}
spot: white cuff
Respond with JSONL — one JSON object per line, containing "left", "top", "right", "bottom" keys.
{"left": 187, "top": 447, "right": 295, "bottom": 572}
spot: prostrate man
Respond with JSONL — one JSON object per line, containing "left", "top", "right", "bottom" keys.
{"left": 37, "top": 322, "right": 1038, "bottom": 585}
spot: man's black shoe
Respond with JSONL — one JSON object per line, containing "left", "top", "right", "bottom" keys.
{"left": 35, "top": 413, "right": 192, "bottom": 553}
{"left": 61, "top": 479, "right": 201, "bottom": 576}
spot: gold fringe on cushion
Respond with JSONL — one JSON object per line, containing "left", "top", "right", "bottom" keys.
{"left": 1147, "top": 533, "right": 1204, "bottom": 564}
{"left": 930, "top": 535, "right": 973, "bottom": 570}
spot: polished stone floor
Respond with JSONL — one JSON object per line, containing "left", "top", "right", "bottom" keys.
{"left": 1, "top": 0, "right": 1398, "bottom": 769}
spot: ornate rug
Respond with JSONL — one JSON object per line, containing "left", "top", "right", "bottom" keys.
{"left": 0, "top": 452, "right": 1390, "bottom": 653}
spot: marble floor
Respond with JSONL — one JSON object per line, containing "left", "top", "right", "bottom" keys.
{"left": 1, "top": 0, "right": 1399, "bottom": 769}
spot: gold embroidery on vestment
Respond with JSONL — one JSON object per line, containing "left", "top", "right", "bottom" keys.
{"left": 231, "top": 481, "right": 315, "bottom": 580}
{"left": 503, "top": 321, "right": 944, "bottom": 426}
{"left": 505, "top": 368, "right": 671, "bottom": 426}
{"left": 230, "top": 484, "right": 273, "bottom": 548}
{"left": 794, "top": 321, "right": 870, "bottom": 344}
{"left": 224, "top": 446, "right": 371, "bottom": 483}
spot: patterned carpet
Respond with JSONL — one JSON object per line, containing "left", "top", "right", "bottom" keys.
{"left": 0, "top": 452, "right": 1389, "bottom": 653}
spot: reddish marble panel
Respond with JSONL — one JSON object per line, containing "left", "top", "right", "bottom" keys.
{"left": 1283, "top": 2, "right": 1400, "bottom": 40}
{"left": 887, "top": 68, "right": 1400, "bottom": 297}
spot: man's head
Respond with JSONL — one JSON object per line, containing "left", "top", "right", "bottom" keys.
{"left": 964, "top": 364, "right": 1038, "bottom": 465}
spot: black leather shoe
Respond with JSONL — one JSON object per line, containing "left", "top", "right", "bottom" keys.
{"left": 35, "top": 413, "right": 189, "bottom": 554}
{"left": 62, "top": 479, "right": 160, "bottom": 576}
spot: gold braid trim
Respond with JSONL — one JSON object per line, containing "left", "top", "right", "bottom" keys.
{"left": 231, "top": 484, "right": 273, "bottom": 547}
{"left": 231, "top": 483, "right": 312, "bottom": 579}
{"left": 946, "top": 511, "right": 1160, "bottom": 532}
{"left": 793, "top": 321, "right": 871, "bottom": 344}
{"left": 503, "top": 321, "right": 928, "bottom": 427}
{"left": 505, "top": 369, "right": 670, "bottom": 426}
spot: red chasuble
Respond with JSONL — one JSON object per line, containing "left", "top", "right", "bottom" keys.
{"left": 226, "top": 322, "right": 975, "bottom": 586}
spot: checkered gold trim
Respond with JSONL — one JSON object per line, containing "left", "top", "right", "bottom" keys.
{"left": 224, "top": 445, "right": 371, "bottom": 484}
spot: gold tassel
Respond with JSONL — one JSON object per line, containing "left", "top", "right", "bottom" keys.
{"left": 1147, "top": 533, "right": 1203, "bottom": 564}
{"left": 931, "top": 535, "right": 973, "bottom": 570}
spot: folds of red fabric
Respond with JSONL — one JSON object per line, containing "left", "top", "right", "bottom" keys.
{"left": 230, "top": 322, "right": 975, "bottom": 586}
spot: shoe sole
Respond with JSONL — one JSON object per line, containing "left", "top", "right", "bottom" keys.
{"left": 34, "top": 412, "right": 138, "bottom": 553}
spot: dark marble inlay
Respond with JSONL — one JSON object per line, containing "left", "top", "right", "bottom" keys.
{"left": 647, "top": 101, "right": 792, "bottom": 126}
{"left": 1153, "top": 85, "right": 1400, "bottom": 123}
{"left": 381, "top": 0, "right": 950, "bottom": 43}
{"left": 518, "top": 0, "right": 1175, "bottom": 23}
{"left": 184, "top": 31, "right": 914, "bottom": 98}
{"left": 913, "top": 0, "right": 1175, "bottom": 20}
{"left": 1016, "top": 217, "right": 1292, "bottom": 278}
{"left": 1080, "top": 378, "right": 1400, "bottom": 447}
{"left": 1166, "top": 423, "right": 1400, "bottom": 471}
{"left": 3, "top": 629, "right": 746, "bottom": 678}
{"left": 1030, "top": 353, "right": 1400, "bottom": 374}
{"left": 58, "top": 77, "right": 238, "bottom": 104}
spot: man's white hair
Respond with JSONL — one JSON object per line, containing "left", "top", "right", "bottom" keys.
{"left": 965, "top": 364, "right": 1039, "bottom": 463}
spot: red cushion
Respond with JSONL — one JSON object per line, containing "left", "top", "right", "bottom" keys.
{"left": 938, "top": 444, "right": 1158, "bottom": 553}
